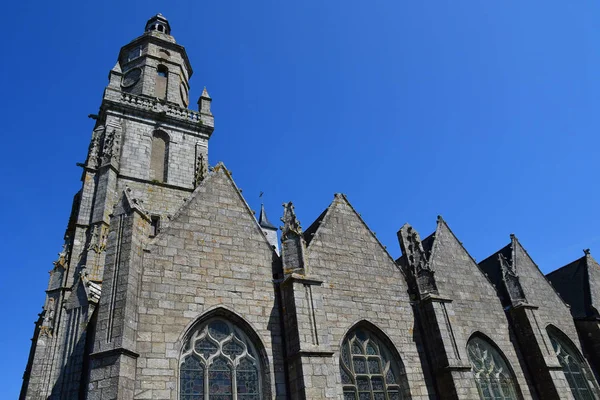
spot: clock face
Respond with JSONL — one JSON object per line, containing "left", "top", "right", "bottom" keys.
{"left": 180, "top": 83, "right": 189, "bottom": 107}
{"left": 121, "top": 68, "right": 142, "bottom": 88}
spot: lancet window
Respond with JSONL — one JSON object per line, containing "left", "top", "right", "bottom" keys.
{"left": 340, "top": 327, "right": 404, "bottom": 400}
{"left": 150, "top": 130, "right": 169, "bottom": 183}
{"left": 156, "top": 64, "right": 168, "bottom": 100}
{"left": 547, "top": 327, "right": 595, "bottom": 400}
{"left": 466, "top": 336, "right": 519, "bottom": 400}
{"left": 180, "top": 318, "right": 262, "bottom": 400}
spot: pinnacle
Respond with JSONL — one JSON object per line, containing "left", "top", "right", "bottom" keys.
{"left": 201, "top": 87, "right": 211, "bottom": 99}
{"left": 111, "top": 62, "right": 121, "bottom": 73}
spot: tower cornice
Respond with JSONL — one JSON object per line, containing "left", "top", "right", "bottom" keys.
{"left": 101, "top": 90, "right": 214, "bottom": 136}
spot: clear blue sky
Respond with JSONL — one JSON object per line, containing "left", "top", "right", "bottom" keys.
{"left": 1, "top": 1, "right": 599, "bottom": 396}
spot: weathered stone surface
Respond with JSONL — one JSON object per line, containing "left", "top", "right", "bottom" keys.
{"left": 20, "top": 13, "right": 600, "bottom": 400}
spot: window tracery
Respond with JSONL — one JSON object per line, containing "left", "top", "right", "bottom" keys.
{"left": 340, "top": 328, "right": 404, "bottom": 400}
{"left": 180, "top": 318, "right": 261, "bottom": 400}
{"left": 548, "top": 329, "right": 595, "bottom": 400}
{"left": 466, "top": 336, "right": 519, "bottom": 400}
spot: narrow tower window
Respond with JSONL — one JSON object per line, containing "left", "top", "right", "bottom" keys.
{"left": 150, "top": 131, "right": 169, "bottom": 183}
{"left": 156, "top": 65, "right": 168, "bottom": 100}
{"left": 150, "top": 216, "right": 160, "bottom": 237}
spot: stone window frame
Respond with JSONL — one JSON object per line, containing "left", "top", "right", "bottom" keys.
{"left": 178, "top": 308, "right": 272, "bottom": 400}
{"left": 466, "top": 333, "right": 521, "bottom": 400}
{"left": 546, "top": 325, "right": 598, "bottom": 400}
{"left": 155, "top": 64, "right": 169, "bottom": 100}
{"left": 339, "top": 321, "right": 411, "bottom": 400}
{"left": 150, "top": 130, "right": 170, "bottom": 183}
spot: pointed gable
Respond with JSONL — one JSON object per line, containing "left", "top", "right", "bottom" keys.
{"left": 151, "top": 163, "right": 276, "bottom": 255}
{"left": 508, "top": 237, "right": 571, "bottom": 312}
{"left": 301, "top": 193, "right": 411, "bottom": 300}
{"left": 425, "top": 217, "right": 498, "bottom": 298}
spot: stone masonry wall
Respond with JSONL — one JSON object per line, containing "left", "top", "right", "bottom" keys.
{"left": 427, "top": 220, "right": 533, "bottom": 398}
{"left": 302, "top": 195, "right": 434, "bottom": 399}
{"left": 133, "top": 166, "right": 285, "bottom": 399}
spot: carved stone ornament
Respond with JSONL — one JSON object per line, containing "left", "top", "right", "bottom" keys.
{"left": 194, "top": 153, "right": 206, "bottom": 187}
{"left": 398, "top": 224, "right": 438, "bottom": 296}
{"left": 87, "top": 126, "right": 104, "bottom": 169}
{"left": 281, "top": 202, "right": 302, "bottom": 239}
{"left": 40, "top": 297, "right": 56, "bottom": 337}
{"left": 101, "top": 128, "right": 121, "bottom": 165}
{"left": 498, "top": 253, "right": 527, "bottom": 304}
{"left": 85, "top": 224, "right": 108, "bottom": 254}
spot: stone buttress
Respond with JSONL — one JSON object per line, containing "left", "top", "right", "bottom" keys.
{"left": 398, "top": 217, "right": 532, "bottom": 399}
{"left": 480, "top": 236, "right": 600, "bottom": 399}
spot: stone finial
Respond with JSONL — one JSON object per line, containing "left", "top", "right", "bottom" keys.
{"left": 498, "top": 253, "right": 527, "bottom": 305}
{"left": 198, "top": 87, "right": 212, "bottom": 115}
{"left": 398, "top": 224, "right": 438, "bottom": 296}
{"left": 281, "top": 202, "right": 302, "bottom": 239}
{"left": 194, "top": 153, "right": 207, "bottom": 187}
{"left": 111, "top": 62, "right": 122, "bottom": 73}
{"left": 584, "top": 248, "right": 591, "bottom": 256}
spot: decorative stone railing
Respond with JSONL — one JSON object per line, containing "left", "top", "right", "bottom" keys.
{"left": 119, "top": 92, "right": 203, "bottom": 123}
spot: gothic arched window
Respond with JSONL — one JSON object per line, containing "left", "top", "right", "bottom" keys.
{"left": 547, "top": 327, "right": 596, "bottom": 400}
{"left": 150, "top": 130, "right": 169, "bottom": 183}
{"left": 467, "top": 336, "right": 519, "bottom": 400}
{"left": 156, "top": 65, "right": 168, "bottom": 100}
{"left": 180, "top": 318, "right": 262, "bottom": 400}
{"left": 340, "top": 327, "right": 405, "bottom": 400}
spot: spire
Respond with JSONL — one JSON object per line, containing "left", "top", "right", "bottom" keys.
{"left": 145, "top": 13, "right": 171, "bottom": 35}
{"left": 201, "top": 87, "right": 211, "bottom": 99}
{"left": 259, "top": 204, "right": 276, "bottom": 230}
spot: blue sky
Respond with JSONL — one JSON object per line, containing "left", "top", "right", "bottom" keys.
{"left": 2, "top": 1, "right": 600, "bottom": 396}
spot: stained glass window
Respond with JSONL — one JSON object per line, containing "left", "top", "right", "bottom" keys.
{"left": 548, "top": 329, "right": 595, "bottom": 400}
{"left": 180, "top": 318, "right": 262, "bottom": 399}
{"left": 340, "top": 328, "right": 404, "bottom": 400}
{"left": 466, "top": 336, "right": 519, "bottom": 400}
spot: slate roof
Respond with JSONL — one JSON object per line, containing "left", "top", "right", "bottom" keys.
{"left": 303, "top": 208, "right": 328, "bottom": 246}
{"left": 546, "top": 254, "right": 597, "bottom": 319}
{"left": 478, "top": 243, "right": 513, "bottom": 307}
{"left": 258, "top": 203, "right": 276, "bottom": 230}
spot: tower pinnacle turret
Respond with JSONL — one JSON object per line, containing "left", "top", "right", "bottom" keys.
{"left": 145, "top": 13, "right": 171, "bottom": 35}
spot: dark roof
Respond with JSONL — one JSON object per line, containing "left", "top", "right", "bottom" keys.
{"left": 546, "top": 256, "right": 591, "bottom": 319}
{"left": 478, "top": 243, "right": 512, "bottom": 307}
{"left": 258, "top": 204, "right": 276, "bottom": 230}
{"left": 303, "top": 208, "right": 328, "bottom": 246}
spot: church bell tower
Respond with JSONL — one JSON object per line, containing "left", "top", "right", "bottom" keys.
{"left": 20, "top": 14, "right": 214, "bottom": 399}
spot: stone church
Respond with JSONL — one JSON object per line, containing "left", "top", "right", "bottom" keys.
{"left": 20, "top": 14, "right": 600, "bottom": 400}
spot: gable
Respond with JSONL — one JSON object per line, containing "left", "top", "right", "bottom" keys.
{"left": 304, "top": 194, "right": 406, "bottom": 290}
{"left": 149, "top": 164, "right": 276, "bottom": 256}
{"left": 426, "top": 220, "right": 499, "bottom": 304}
{"left": 511, "top": 239, "right": 572, "bottom": 318}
